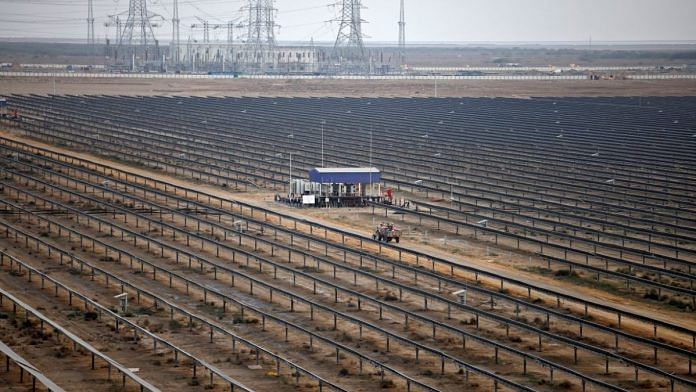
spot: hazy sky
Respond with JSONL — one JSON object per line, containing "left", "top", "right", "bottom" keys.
{"left": 1, "top": 0, "right": 695, "bottom": 43}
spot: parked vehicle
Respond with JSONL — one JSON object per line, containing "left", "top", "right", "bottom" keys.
{"left": 373, "top": 222, "right": 401, "bottom": 243}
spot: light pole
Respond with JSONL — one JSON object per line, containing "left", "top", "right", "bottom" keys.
{"left": 414, "top": 179, "right": 423, "bottom": 195}
{"left": 321, "top": 120, "right": 326, "bottom": 168}
{"left": 433, "top": 151, "right": 441, "bottom": 183}
{"left": 435, "top": 150, "right": 454, "bottom": 209}
{"left": 369, "top": 127, "right": 373, "bottom": 200}
{"left": 287, "top": 133, "right": 294, "bottom": 197}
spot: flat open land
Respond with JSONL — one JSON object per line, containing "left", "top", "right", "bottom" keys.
{"left": 3, "top": 76, "right": 696, "bottom": 98}
{"left": 0, "top": 93, "right": 694, "bottom": 391}
{"left": 2, "top": 41, "right": 696, "bottom": 68}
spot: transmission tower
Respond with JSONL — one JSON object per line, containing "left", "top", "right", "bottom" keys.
{"left": 242, "top": 0, "right": 278, "bottom": 70}
{"left": 332, "top": 0, "right": 367, "bottom": 64}
{"left": 87, "top": 0, "right": 95, "bottom": 45}
{"left": 114, "top": 0, "right": 163, "bottom": 66}
{"left": 398, "top": 0, "right": 405, "bottom": 66}
{"left": 172, "top": 0, "right": 180, "bottom": 64}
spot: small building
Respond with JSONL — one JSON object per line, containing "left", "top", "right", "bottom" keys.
{"left": 309, "top": 167, "right": 381, "bottom": 186}
{"left": 283, "top": 167, "right": 382, "bottom": 208}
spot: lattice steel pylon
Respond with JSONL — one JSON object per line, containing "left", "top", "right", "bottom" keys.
{"left": 115, "top": 0, "right": 162, "bottom": 65}
{"left": 398, "top": 0, "right": 405, "bottom": 66}
{"left": 332, "top": 0, "right": 367, "bottom": 64}
{"left": 242, "top": 0, "right": 278, "bottom": 70}
{"left": 171, "top": 0, "right": 181, "bottom": 65}
{"left": 87, "top": 0, "right": 95, "bottom": 45}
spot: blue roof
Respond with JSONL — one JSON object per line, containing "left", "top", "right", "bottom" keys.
{"left": 309, "top": 167, "right": 381, "bottom": 184}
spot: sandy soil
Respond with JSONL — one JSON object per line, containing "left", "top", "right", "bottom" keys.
{"left": 4, "top": 129, "right": 693, "bottom": 336}
{"left": 0, "top": 96, "right": 696, "bottom": 390}
{"left": 2, "top": 76, "right": 696, "bottom": 98}
{"left": 0, "top": 179, "right": 624, "bottom": 389}
{"left": 2, "top": 130, "right": 692, "bottom": 388}
{"left": 0, "top": 253, "right": 201, "bottom": 392}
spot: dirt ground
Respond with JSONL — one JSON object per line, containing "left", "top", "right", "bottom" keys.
{"left": 3, "top": 129, "right": 693, "bottom": 346}
{"left": 3, "top": 129, "right": 692, "bottom": 336}
{"left": 2, "top": 76, "right": 696, "bottom": 98}
{"left": 0, "top": 144, "right": 675, "bottom": 391}
{"left": 2, "top": 41, "right": 695, "bottom": 68}
{"left": 0, "top": 97, "right": 694, "bottom": 390}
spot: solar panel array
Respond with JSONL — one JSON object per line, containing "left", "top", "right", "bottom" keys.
{"left": 0, "top": 94, "right": 694, "bottom": 391}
